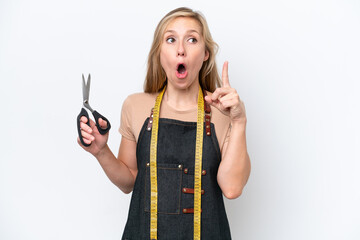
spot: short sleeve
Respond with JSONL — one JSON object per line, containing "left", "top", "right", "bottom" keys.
{"left": 119, "top": 96, "right": 136, "bottom": 142}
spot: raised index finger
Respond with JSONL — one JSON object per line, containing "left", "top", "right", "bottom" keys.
{"left": 222, "top": 61, "right": 230, "bottom": 87}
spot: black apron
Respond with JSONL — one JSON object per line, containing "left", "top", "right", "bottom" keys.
{"left": 121, "top": 117, "right": 232, "bottom": 239}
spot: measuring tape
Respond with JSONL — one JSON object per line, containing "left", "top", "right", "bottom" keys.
{"left": 149, "top": 87, "right": 164, "bottom": 239}
{"left": 149, "top": 86, "right": 204, "bottom": 240}
{"left": 193, "top": 87, "right": 204, "bottom": 240}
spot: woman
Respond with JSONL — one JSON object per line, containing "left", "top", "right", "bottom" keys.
{"left": 78, "top": 7, "right": 251, "bottom": 240}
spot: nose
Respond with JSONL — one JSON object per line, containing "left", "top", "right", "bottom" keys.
{"left": 177, "top": 42, "right": 185, "bottom": 57}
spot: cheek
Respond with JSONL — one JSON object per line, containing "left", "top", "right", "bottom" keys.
{"left": 159, "top": 49, "right": 168, "bottom": 67}
{"left": 191, "top": 44, "right": 206, "bottom": 60}
{"left": 160, "top": 53, "right": 168, "bottom": 69}
{"left": 191, "top": 50, "right": 206, "bottom": 69}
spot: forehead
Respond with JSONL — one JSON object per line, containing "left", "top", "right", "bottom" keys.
{"left": 164, "top": 17, "right": 203, "bottom": 34}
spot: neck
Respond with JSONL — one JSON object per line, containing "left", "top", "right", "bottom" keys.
{"left": 164, "top": 82, "right": 200, "bottom": 111}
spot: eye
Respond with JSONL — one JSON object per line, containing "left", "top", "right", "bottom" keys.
{"left": 188, "top": 38, "right": 198, "bottom": 43}
{"left": 166, "top": 37, "right": 175, "bottom": 43}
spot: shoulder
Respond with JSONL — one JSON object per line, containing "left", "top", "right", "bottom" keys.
{"left": 123, "top": 92, "right": 157, "bottom": 106}
{"left": 120, "top": 92, "right": 158, "bottom": 142}
{"left": 122, "top": 92, "right": 157, "bottom": 114}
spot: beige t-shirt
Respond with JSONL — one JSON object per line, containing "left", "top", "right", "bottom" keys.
{"left": 119, "top": 92, "right": 232, "bottom": 152}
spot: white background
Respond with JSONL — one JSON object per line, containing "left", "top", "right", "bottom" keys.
{"left": 1, "top": 0, "right": 359, "bottom": 239}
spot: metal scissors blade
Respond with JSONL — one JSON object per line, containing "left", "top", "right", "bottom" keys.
{"left": 82, "top": 73, "right": 91, "bottom": 102}
{"left": 82, "top": 74, "right": 93, "bottom": 112}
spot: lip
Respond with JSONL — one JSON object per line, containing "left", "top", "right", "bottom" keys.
{"left": 176, "top": 62, "right": 187, "bottom": 69}
{"left": 176, "top": 63, "right": 188, "bottom": 79}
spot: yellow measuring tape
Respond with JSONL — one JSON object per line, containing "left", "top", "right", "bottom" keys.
{"left": 149, "top": 87, "right": 164, "bottom": 240}
{"left": 193, "top": 87, "right": 204, "bottom": 240}
{"left": 149, "top": 86, "right": 204, "bottom": 240}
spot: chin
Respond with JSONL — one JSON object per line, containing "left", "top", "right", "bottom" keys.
{"left": 168, "top": 73, "right": 198, "bottom": 90}
{"left": 173, "top": 80, "right": 195, "bottom": 90}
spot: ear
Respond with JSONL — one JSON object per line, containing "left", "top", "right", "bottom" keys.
{"left": 204, "top": 50, "right": 209, "bottom": 61}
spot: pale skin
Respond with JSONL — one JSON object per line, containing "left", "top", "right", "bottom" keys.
{"left": 77, "top": 17, "right": 251, "bottom": 199}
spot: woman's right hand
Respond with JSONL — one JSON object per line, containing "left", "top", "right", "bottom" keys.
{"left": 77, "top": 116, "right": 109, "bottom": 157}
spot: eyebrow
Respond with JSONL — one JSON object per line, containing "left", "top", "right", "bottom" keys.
{"left": 164, "top": 29, "right": 200, "bottom": 34}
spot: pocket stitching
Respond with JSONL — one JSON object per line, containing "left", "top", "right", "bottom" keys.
{"left": 144, "top": 163, "right": 182, "bottom": 215}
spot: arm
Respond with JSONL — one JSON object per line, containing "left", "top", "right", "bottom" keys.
{"left": 204, "top": 61, "right": 251, "bottom": 199}
{"left": 217, "top": 120, "right": 251, "bottom": 199}
{"left": 77, "top": 116, "right": 138, "bottom": 194}
{"left": 95, "top": 137, "right": 138, "bottom": 194}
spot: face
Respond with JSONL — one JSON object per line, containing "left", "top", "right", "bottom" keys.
{"left": 160, "top": 17, "right": 209, "bottom": 90}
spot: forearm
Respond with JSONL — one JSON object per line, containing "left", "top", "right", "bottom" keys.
{"left": 217, "top": 120, "right": 251, "bottom": 199}
{"left": 94, "top": 145, "right": 135, "bottom": 193}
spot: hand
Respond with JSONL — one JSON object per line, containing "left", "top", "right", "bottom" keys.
{"left": 204, "top": 61, "right": 246, "bottom": 124}
{"left": 77, "top": 116, "right": 109, "bottom": 156}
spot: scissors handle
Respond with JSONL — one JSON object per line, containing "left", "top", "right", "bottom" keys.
{"left": 77, "top": 108, "right": 91, "bottom": 147}
{"left": 77, "top": 108, "right": 111, "bottom": 147}
{"left": 92, "top": 110, "right": 111, "bottom": 135}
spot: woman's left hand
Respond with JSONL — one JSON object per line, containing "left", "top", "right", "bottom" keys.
{"left": 204, "top": 61, "right": 246, "bottom": 124}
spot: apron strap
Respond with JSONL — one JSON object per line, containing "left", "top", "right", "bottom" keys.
{"left": 147, "top": 108, "right": 154, "bottom": 131}
{"left": 203, "top": 90, "right": 212, "bottom": 136}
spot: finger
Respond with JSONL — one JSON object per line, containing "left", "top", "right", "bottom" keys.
{"left": 81, "top": 129, "right": 95, "bottom": 141}
{"left": 98, "top": 118, "right": 108, "bottom": 129}
{"left": 77, "top": 136, "right": 92, "bottom": 146}
{"left": 80, "top": 121, "right": 93, "bottom": 133}
{"left": 80, "top": 116, "right": 96, "bottom": 131}
{"left": 208, "top": 100, "right": 222, "bottom": 111}
{"left": 204, "top": 95, "right": 213, "bottom": 104}
{"left": 219, "top": 98, "right": 238, "bottom": 109}
{"left": 222, "top": 61, "right": 230, "bottom": 87}
{"left": 205, "top": 95, "right": 222, "bottom": 110}
{"left": 211, "top": 87, "right": 233, "bottom": 101}
{"left": 80, "top": 116, "right": 88, "bottom": 123}
{"left": 218, "top": 92, "right": 239, "bottom": 103}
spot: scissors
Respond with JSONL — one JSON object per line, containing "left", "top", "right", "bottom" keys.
{"left": 77, "top": 74, "right": 111, "bottom": 147}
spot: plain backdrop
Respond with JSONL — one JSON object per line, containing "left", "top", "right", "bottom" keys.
{"left": 1, "top": 0, "right": 359, "bottom": 239}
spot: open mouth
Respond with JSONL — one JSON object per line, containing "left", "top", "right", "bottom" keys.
{"left": 176, "top": 63, "right": 188, "bottom": 79}
{"left": 177, "top": 64, "right": 186, "bottom": 74}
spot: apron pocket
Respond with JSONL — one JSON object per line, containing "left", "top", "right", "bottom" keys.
{"left": 144, "top": 163, "right": 183, "bottom": 214}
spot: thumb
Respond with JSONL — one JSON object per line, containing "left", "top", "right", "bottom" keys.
{"left": 204, "top": 95, "right": 221, "bottom": 110}
{"left": 204, "top": 95, "right": 212, "bottom": 104}
{"left": 98, "top": 118, "right": 108, "bottom": 129}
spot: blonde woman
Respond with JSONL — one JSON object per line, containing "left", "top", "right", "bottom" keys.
{"left": 78, "top": 7, "right": 251, "bottom": 239}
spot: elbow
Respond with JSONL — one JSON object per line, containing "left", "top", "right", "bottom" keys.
{"left": 218, "top": 178, "right": 245, "bottom": 200}
{"left": 120, "top": 186, "right": 133, "bottom": 194}
{"left": 223, "top": 189, "right": 242, "bottom": 200}
{"left": 114, "top": 173, "right": 136, "bottom": 194}
{"left": 123, "top": 189, "right": 133, "bottom": 194}
{"left": 114, "top": 181, "right": 134, "bottom": 194}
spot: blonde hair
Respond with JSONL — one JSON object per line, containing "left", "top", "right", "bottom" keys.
{"left": 144, "top": 7, "right": 221, "bottom": 93}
